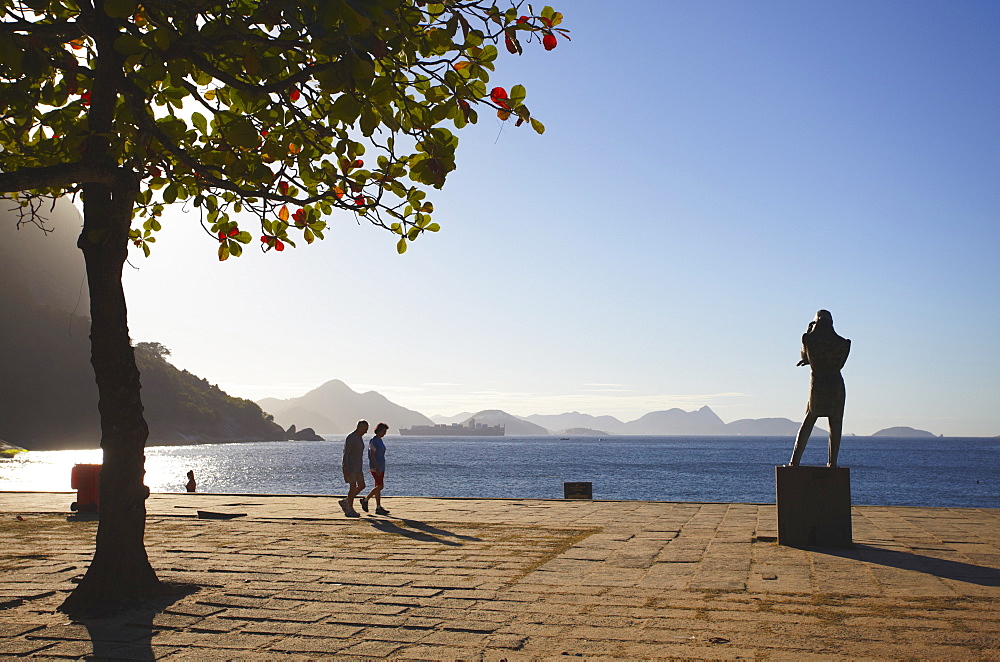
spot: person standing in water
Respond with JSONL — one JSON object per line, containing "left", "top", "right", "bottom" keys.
{"left": 789, "top": 310, "right": 851, "bottom": 467}
{"left": 360, "top": 422, "right": 391, "bottom": 516}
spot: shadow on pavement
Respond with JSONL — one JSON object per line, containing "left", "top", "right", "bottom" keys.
{"left": 79, "top": 583, "right": 199, "bottom": 661}
{"left": 398, "top": 518, "right": 482, "bottom": 542}
{"left": 820, "top": 544, "right": 1000, "bottom": 586}
{"left": 367, "top": 518, "right": 480, "bottom": 546}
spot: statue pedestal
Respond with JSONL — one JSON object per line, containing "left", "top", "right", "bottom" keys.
{"left": 775, "top": 466, "right": 852, "bottom": 547}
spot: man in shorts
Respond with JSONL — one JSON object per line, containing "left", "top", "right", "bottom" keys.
{"left": 340, "top": 420, "right": 368, "bottom": 517}
{"left": 359, "top": 422, "right": 390, "bottom": 515}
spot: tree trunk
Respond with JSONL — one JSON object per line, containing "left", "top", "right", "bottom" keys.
{"left": 59, "top": 176, "right": 162, "bottom": 617}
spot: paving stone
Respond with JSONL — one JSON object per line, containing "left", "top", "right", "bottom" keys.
{"left": 0, "top": 494, "right": 997, "bottom": 659}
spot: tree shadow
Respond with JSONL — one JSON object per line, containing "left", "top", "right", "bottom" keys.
{"left": 77, "top": 583, "right": 199, "bottom": 661}
{"left": 818, "top": 544, "right": 1000, "bottom": 586}
{"left": 367, "top": 518, "right": 479, "bottom": 546}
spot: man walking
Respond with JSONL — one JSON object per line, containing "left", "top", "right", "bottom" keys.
{"left": 340, "top": 420, "right": 368, "bottom": 517}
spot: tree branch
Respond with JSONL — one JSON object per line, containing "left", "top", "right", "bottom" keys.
{"left": 0, "top": 162, "right": 118, "bottom": 193}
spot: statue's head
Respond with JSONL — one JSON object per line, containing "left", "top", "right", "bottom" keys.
{"left": 813, "top": 309, "right": 834, "bottom": 331}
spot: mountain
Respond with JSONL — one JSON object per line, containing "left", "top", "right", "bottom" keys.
{"left": 134, "top": 343, "right": 286, "bottom": 445}
{"left": 724, "top": 417, "right": 822, "bottom": 436}
{"left": 463, "top": 410, "right": 550, "bottom": 435}
{"left": 872, "top": 426, "right": 936, "bottom": 438}
{"left": 622, "top": 406, "right": 726, "bottom": 435}
{"left": 525, "top": 411, "right": 626, "bottom": 434}
{"left": 0, "top": 201, "right": 287, "bottom": 450}
{"left": 257, "top": 379, "right": 434, "bottom": 434}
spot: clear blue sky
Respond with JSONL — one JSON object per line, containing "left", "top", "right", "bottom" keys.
{"left": 119, "top": 0, "right": 1000, "bottom": 436}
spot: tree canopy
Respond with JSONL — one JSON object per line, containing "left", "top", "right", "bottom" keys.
{"left": 0, "top": 0, "right": 567, "bottom": 253}
{"left": 0, "top": 0, "right": 567, "bottom": 615}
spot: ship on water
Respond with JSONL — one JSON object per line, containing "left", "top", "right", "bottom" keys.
{"left": 398, "top": 418, "right": 505, "bottom": 436}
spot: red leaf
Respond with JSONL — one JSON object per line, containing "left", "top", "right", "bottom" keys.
{"left": 354, "top": 196, "right": 365, "bottom": 206}
{"left": 228, "top": 227, "right": 239, "bottom": 237}
{"left": 260, "top": 129, "right": 269, "bottom": 137}
{"left": 218, "top": 231, "right": 226, "bottom": 241}
{"left": 80, "top": 91, "right": 91, "bottom": 106}
{"left": 505, "top": 35, "right": 517, "bottom": 54}
{"left": 516, "top": 15, "right": 529, "bottom": 24}
{"left": 490, "top": 87, "right": 509, "bottom": 109}
{"left": 260, "top": 235, "right": 268, "bottom": 243}
{"left": 289, "top": 88, "right": 301, "bottom": 102}
{"left": 543, "top": 33, "right": 557, "bottom": 51}
{"left": 275, "top": 239, "right": 285, "bottom": 251}
{"left": 353, "top": 159, "right": 364, "bottom": 168}
{"left": 278, "top": 181, "right": 289, "bottom": 194}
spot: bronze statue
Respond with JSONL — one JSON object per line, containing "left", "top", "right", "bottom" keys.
{"left": 789, "top": 310, "right": 850, "bottom": 467}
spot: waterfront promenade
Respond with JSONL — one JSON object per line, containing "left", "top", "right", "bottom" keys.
{"left": 1, "top": 491, "right": 998, "bottom": 659}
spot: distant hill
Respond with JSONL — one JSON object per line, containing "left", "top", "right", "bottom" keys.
{"left": 257, "top": 379, "right": 434, "bottom": 434}
{"left": 134, "top": 343, "right": 286, "bottom": 445}
{"left": 724, "top": 417, "right": 825, "bottom": 436}
{"left": 525, "top": 411, "right": 626, "bottom": 434}
{"left": 559, "top": 427, "right": 613, "bottom": 436}
{"left": 622, "top": 406, "right": 726, "bottom": 435}
{"left": 872, "top": 426, "right": 936, "bottom": 438}
{"left": 0, "top": 201, "right": 288, "bottom": 450}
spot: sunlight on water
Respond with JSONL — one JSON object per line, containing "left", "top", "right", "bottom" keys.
{"left": 0, "top": 448, "right": 103, "bottom": 491}
{"left": 0, "top": 446, "right": 220, "bottom": 493}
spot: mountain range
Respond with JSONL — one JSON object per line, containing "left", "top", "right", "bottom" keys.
{"left": 256, "top": 380, "right": 839, "bottom": 436}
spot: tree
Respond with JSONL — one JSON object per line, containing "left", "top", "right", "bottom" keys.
{"left": 0, "top": 0, "right": 566, "bottom": 615}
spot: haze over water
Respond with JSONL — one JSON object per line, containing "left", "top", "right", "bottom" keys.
{"left": 2, "top": 436, "right": 996, "bottom": 509}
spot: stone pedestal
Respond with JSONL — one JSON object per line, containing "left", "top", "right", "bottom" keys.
{"left": 775, "top": 465, "right": 852, "bottom": 547}
{"left": 563, "top": 482, "right": 593, "bottom": 500}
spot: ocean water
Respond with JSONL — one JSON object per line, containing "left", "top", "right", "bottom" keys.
{"left": 0, "top": 436, "right": 997, "bottom": 508}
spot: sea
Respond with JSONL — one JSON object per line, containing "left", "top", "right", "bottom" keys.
{"left": 1, "top": 436, "right": 997, "bottom": 509}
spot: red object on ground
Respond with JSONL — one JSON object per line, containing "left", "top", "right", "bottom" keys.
{"left": 70, "top": 464, "right": 101, "bottom": 512}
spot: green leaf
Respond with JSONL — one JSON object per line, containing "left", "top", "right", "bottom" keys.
{"left": 331, "top": 94, "right": 362, "bottom": 124}
{"left": 396, "top": 237, "right": 407, "bottom": 254}
{"left": 191, "top": 112, "right": 208, "bottom": 133}
{"left": 224, "top": 117, "right": 259, "bottom": 149}
{"left": 114, "top": 34, "right": 145, "bottom": 56}
{"left": 530, "top": 118, "right": 545, "bottom": 134}
{"left": 163, "top": 183, "right": 178, "bottom": 204}
{"left": 104, "top": 0, "right": 138, "bottom": 18}
{"left": 510, "top": 84, "right": 526, "bottom": 105}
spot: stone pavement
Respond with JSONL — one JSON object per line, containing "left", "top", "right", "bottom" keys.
{"left": 0, "top": 491, "right": 998, "bottom": 660}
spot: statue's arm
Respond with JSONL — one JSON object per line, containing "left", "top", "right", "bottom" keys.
{"left": 797, "top": 333, "right": 810, "bottom": 366}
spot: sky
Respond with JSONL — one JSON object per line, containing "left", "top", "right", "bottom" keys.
{"left": 110, "top": 0, "right": 999, "bottom": 436}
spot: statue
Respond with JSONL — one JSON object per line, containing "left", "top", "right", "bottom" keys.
{"left": 789, "top": 310, "right": 850, "bottom": 467}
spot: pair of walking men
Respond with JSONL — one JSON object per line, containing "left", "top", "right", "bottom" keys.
{"left": 339, "top": 420, "right": 389, "bottom": 518}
